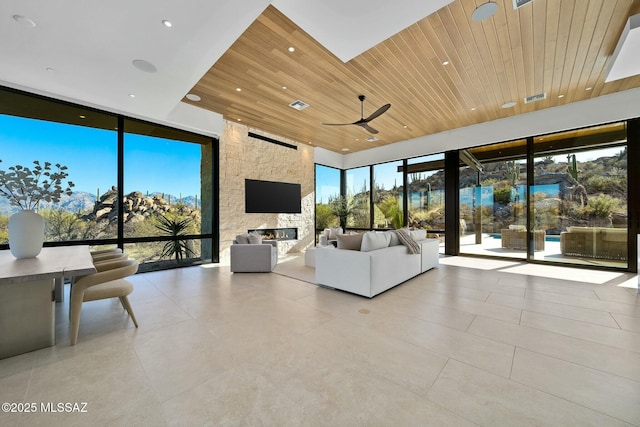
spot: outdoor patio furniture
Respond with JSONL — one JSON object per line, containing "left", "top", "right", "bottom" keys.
{"left": 560, "top": 227, "right": 627, "bottom": 260}
{"left": 501, "top": 228, "right": 545, "bottom": 251}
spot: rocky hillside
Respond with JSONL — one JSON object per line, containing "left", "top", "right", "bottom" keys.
{"left": 82, "top": 186, "right": 200, "bottom": 224}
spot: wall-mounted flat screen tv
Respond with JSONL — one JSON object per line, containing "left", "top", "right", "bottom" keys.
{"left": 245, "top": 179, "right": 301, "bottom": 213}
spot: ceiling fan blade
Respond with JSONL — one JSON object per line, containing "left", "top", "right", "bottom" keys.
{"left": 361, "top": 123, "right": 379, "bottom": 134}
{"left": 321, "top": 122, "right": 352, "bottom": 126}
{"left": 363, "top": 103, "right": 391, "bottom": 123}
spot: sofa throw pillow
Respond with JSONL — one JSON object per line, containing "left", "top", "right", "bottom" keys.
{"left": 235, "top": 233, "right": 250, "bottom": 244}
{"left": 361, "top": 231, "right": 391, "bottom": 252}
{"left": 385, "top": 230, "right": 401, "bottom": 246}
{"left": 328, "top": 226, "right": 343, "bottom": 240}
{"left": 410, "top": 229, "right": 427, "bottom": 241}
{"left": 336, "top": 233, "right": 363, "bottom": 251}
{"left": 248, "top": 231, "right": 263, "bottom": 244}
{"left": 395, "top": 229, "right": 421, "bottom": 254}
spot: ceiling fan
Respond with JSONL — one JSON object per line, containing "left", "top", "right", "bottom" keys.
{"left": 322, "top": 95, "right": 391, "bottom": 134}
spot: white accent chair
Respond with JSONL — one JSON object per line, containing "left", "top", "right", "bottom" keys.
{"left": 230, "top": 240, "right": 278, "bottom": 272}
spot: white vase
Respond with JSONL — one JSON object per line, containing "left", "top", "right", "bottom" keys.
{"left": 8, "top": 210, "right": 45, "bottom": 258}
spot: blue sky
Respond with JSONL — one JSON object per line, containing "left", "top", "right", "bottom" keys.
{"left": 0, "top": 115, "right": 201, "bottom": 197}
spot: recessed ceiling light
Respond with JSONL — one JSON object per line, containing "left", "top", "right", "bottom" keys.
{"left": 471, "top": 2, "right": 498, "bottom": 22}
{"left": 237, "top": 118, "right": 242, "bottom": 122}
{"left": 403, "top": 125, "right": 408, "bottom": 128}
{"left": 341, "top": 148, "right": 350, "bottom": 152}
{"left": 132, "top": 59, "right": 157, "bottom": 73}
{"left": 470, "top": 107, "right": 477, "bottom": 111}
{"left": 442, "top": 60, "right": 450, "bottom": 65}
{"left": 501, "top": 101, "right": 517, "bottom": 108}
{"left": 288, "top": 47, "right": 295, "bottom": 52}
{"left": 79, "top": 115, "right": 86, "bottom": 119}
{"left": 13, "top": 15, "right": 36, "bottom": 27}
{"left": 186, "top": 93, "right": 201, "bottom": 101}
{"left": 586, "top": 87, "right": 593, "bottom": 91}
{"left": 162, "top": 20, "right": 172, "bottom": 28}
{"left": 235, "top": 87, "right": 242, "bottom": 92}
{"left": 558, "top": 94, "right": 565, "bottom": 98}
{"left": 281, "top": 86, "right": 287, "bottom": 90}
{"left": 128, "top": 94, "right": 136, "bottom": 98}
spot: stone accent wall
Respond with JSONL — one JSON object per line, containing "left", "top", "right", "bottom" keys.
{"left": 219, "top": 121, "right": 315, "bottom": 262}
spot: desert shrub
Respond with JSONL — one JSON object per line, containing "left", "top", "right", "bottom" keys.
{"left": 409, "top": 210, "right": 429, "bottom": 223}
{"left": 0, "top": 214, "right": 7, "bottom": 243}
{"left": 41, "top": 208, "right": 108, "bottom": 241}
{"left": 493, "top": 187, "right": 511, "bottom": 205}
{"left": 375, "top": 195, "right": 403, "bottom": 228}
{"left": 580, "top": 194, "right": 620, "bottom": 218}
{"left": 586, "top": 175, "right": 626, "bottom": 195}
{"left": 315, "top": 203, "right": 338, "bottom": 230}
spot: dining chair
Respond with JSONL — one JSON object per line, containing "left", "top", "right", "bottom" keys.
{"left": 91, "top": 247, "right": 123, "bottom": 262}
{"left": 69, "top": 258, "right": 139, "bottom": 345}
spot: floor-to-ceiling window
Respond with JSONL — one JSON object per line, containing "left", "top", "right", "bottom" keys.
{"left": 0, "top": 89, "right": 118, "bottom": 245}
{"left": 372, "top": 160, "right": 403, "bottom": 229}
{"left": 407, "top": 154, "right": 445, "bottom": 252}
{"left": 0, "top": 87, "right": 217, "bottom": 272}
{"left": 313, "top": 120, "right": 632, "bottom": 271}
{"left": 345, "top": 166, "right": 370, "bottom": 230}
{"left": 459, "top": 141, "right": 528, "bottom": 259}
{"left": 122, "top": 119, "right": 213, "bottom": 269}
{"left": 314, "top": 164, "right": 341, "bottom": 240}
{"left": 531, "top": 122, "right": 628, "bottom": 268}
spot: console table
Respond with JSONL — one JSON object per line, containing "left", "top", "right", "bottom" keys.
{"left": 0, "top": 246, "right": 95, "bottom": 359}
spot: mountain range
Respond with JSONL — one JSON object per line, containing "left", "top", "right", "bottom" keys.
{"left": 0, "top": 191, "right": 199, "bottom": 216}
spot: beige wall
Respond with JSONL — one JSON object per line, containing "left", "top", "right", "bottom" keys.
{"left": 219, "top": 120, "right": 315, "bottom": 262}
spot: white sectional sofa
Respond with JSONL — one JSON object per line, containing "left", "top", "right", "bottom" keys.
{"left": 315, "top": 230, "right": 439, "bottom": 298}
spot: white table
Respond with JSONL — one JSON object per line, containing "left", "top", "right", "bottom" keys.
{"left": 0, "top": 246, "right": 95, "bottom": 359}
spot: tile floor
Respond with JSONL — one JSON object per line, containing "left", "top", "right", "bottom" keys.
{"left": 1, "top": 256, "right": 639, "bottom": 426}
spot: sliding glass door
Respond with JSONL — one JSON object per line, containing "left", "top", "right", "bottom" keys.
{"left": 459, "top": 140, "right": 528, "bottom": 259}
{"left": 531, "top": 122, "right": 628, "bottom": 268}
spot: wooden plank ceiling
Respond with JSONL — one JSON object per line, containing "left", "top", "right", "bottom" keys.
{"left": 186, "top": 0, "right": 640, "bottom": 153}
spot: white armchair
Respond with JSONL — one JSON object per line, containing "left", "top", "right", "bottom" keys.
{"left": 230, "top": 240, "right": 278, "bottom": 272}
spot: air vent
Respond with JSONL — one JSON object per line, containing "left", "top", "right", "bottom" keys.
{"left": 524, "top": 92, "right": 547, "bottom": 103}
{"left": 513, "top": 0, "right": 533, "bottom": 9}
{"left": 365, "top": 136, "right": 379, "bottom": 142}
{"left": 289, "top": 100, "right": 309, "bottom": 110}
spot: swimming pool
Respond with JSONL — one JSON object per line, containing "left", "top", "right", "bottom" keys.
{"left": 491, "top": 234, "right": 560, "bottom": 242}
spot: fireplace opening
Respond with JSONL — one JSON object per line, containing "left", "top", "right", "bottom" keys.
{"left": 248, "top": 227, "right": 298, "bottom": 241}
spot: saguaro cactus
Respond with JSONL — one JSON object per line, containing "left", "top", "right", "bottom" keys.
{"left": 505, "top": 160, "right": 519, "bottom": 187}
{"left": 567, "top": 154, "right": 579, "bottom": 181}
